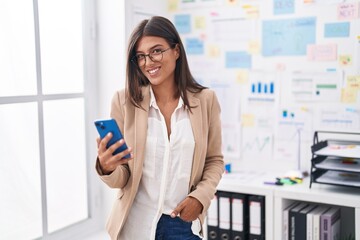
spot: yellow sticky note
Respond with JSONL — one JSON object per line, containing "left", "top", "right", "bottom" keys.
{"left": 341, "top": 88, "right": 358, "bottom": 103}
{"left": 243, "top": 5, "right": 259, "bottom": 19}
{"left": 236, "top": 70, "right": 249, "bottom": 84}
{"left": 207, "top": 45, "right": 220, "bottom": 58}
{"left": 194, "top": 16, "right": 206, "bottom": 30}
{"left": 241, "top": 114, "right": 255, "bottom": 127}
{"left": 248, "top": 40, "right": 260, "bottom": 54}
{"left": 339, "top": 55, "right": 352, "bottom": 66}
{"left": 168, "top": 0, "right": 178, "bottom": 12}
{"left": 347, "top": 75, "right": 360, "bottom": 90}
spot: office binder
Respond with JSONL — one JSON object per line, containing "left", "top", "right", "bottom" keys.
{"left": 283, "top": 202, "right": 300, "bottom": 240}
{"left": 231, "top": 193, "right": 248, "bottom": 240}
{"left": 297, "top": 204, "right": 318, "bottom": 240}
{"left": 320, "top": 207, "right": 341, "bottom": 240}
{"left": 207, "top": 192, "right": 219, "bottom": 240}
{"left": 249, "top": 195, "right": 265, "bottom": 240}
{"left": 218, "top": 191, "right": 231, "bottom": 240}
{"left": 289, "top": 202, "right": 308, "bottom": 240}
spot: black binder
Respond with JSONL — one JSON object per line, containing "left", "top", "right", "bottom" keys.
{"left": 231, "top": 193, "right": 248, "bottom": 240}
{"left": 218, "top": 191, "right": 231, "bottom": 240}
{"left": 249, "top": 195, "right": 265, "bottom": 240}
{"left": 288, "top": 202, "right": 308, "bottom": 240}
{"left": 207, "top": 192, "right": 219, "bottom": 240}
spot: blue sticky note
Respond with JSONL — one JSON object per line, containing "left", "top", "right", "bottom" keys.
{"left": 174, "top": 14, "right": 191, "bottom": 34}
{"left": 262, "top": 17, "right": 316, "bottom": 56}
{"left": 185, "top": 38, "right": 204, "bottom": 55}
{"left": 274, "top": 0, "right": 295, "bottom": 15}
{"left": 225, "top": 51, "right": 252, "bottom": 69}
{"left": 324, "top": 22, "right": 350, "bottom": 38}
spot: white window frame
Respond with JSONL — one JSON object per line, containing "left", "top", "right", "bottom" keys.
{"left": 0, "top": 0, "right": 102, "bottom": 239}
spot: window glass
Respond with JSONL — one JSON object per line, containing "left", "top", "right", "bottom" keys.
{"left": 0, "top": 103, "right": 42, "bottom": 239}
{"left": 38, "top": 0, "right": 84, "bottom": 94}
{"left": 0, "top": 0, "right": 37, "bottom": 97}
{"left": 43, "top": 98, "right": 88, "bottom": 233}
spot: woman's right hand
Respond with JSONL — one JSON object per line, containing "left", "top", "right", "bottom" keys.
{"left": 96, "top": 133, "right": 133, "bottom": 175}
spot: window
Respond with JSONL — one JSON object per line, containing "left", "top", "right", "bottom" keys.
{"left": 0, "top": 0, "right": 100, "bottom": 239}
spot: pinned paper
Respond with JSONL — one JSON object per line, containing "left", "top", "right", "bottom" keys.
{"left": 194, "top": 16, "right": 206, "bottom": 29}
{"left": 307, "top": 44, "right": 337, "bottom": 61}
{"left": 324, "top": 22, "right": 350, "bottom": 38}
{"left": 168, "top": 0, "right": 179, "bottom": 12}
{"left": 274, "top": 0, "right": 295, "bottom": 15}
{"left": 207, "top": 45, "right": 221, "bottom": 57}
{"left": 347, "top": 75, "right": 360, "bottom": 90}
{"left": 241, "top": 114, "right": 255, "bottom": 127}
{"left": 225, "top": 51, "right": 252, "bottom": 69}
{"left": 174, "top": 14, "right": 191, "bottom": 34}
{"left": 185, "top": 38, "right": 204, "bottom": 55}
{"left": 243, "top": 5, "right": 260, "bottom": 19}
{"left": 341, "top": 88, "right": 358, "bottom": 103}
{"left": 339, "top": 55, "right": 352, "bottom": 66}
{"left": 337, "top": 2, "right": 360, "bottom": 20}
{"left": 236, "top": 70, "right": 249, "bottom": 84}
{"left": 248, "top": 40, "right": 261, "bottom": 54}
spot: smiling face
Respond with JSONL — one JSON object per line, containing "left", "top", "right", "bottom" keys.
{"left": 135, "top": 36, "right": 179, "bottom": 89}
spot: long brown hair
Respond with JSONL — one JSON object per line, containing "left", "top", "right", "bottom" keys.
{"left": 126, "top": 16, "right": 206, "bottom": 109}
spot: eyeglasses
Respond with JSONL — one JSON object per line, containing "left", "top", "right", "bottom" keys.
{"left": 131, "top": 47, "right": 172, "bottom": 66}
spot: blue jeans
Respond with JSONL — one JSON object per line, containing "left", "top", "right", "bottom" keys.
{"left": 155, "top": 214, "right": 201, "bottom": 240}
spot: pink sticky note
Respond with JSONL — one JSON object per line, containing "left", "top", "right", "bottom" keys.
{"left": 307, "top": 44, "right": 337, "bottom": 61}
{"left": 338, "top": 2, "right": 360, "bottom": 20}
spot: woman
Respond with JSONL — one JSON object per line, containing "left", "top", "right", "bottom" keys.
{"left": 96, "top": 16, "right": 224, "bottom": 240}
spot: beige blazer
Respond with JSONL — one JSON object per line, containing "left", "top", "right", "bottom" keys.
{"left": 96, "top": 85, "right": 224, "bottom": 240}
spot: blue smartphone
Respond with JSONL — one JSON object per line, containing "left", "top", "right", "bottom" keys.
{"left": 94, "top": 119, "right": 130, "bottom": 158}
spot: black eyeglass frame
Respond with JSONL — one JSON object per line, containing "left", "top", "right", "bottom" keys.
{"left": 131, "top": 47, "right": 173, "bottom": 66}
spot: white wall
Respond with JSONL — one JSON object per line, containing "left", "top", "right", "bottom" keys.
{"left": 95, "top": 0, "right": 126, "bottom": 225}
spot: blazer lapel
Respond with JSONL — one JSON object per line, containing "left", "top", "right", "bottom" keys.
{"left": 131, "top": 85, "right": 150, "bottom": 192}
{"left": 188, "top": 91, "right": 202, "bottom": 186}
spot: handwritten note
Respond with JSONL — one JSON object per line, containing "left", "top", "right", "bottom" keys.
{"left": 194, "top": 16, "right": 206, "bottom": 29}
{"left": 339, "top": 55, "right": 352, "bottom": 66}
{"left": 274, "top": 0, "right": 295, "bottom": 15}
{"left": 262, "top": 17, "right": 316, "bottom": 56}
{"left": 225, "top": 51, "right": 252, "bottom": 69}
{"left": 324, "top": 22, "right": 350, "bottom": 38}
{"left": 347, "top": 75, "right": 360, "bottom": 90}
{"left": 337, "top": 2, "right": 360, "bottom": 20}
{"left": 174, "top": 14, "right": 191, "bottom": 34}
{"left": 185, "top": 38, "right": 204, "bottom": 55}
{"left": 307, "top": 44, "right": 337, "bottom": 61}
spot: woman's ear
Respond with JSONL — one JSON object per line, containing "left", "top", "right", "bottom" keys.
{"left": 174, "top": 44, "right": 180, "bottom": 60}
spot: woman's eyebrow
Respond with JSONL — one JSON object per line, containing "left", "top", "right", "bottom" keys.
{"left": 136, "top": 44, "right": 165, "bottom": 53}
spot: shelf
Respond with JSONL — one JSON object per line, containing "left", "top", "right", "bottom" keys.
{"left": 217, "top": 171, "right": 360, "bottom": 240}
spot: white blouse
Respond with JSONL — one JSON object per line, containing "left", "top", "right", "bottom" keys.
{"left": 119, "top": 88, "right": 201, "bottom": 240}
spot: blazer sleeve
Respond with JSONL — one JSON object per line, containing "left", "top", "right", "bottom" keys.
{"left": 95, "top": 90, "right": 131, "bottom": 189}
{"left": 188, "top": 91, "right": 224, "bottom": 213}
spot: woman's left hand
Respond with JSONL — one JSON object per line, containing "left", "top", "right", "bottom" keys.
{"left": 171, "top": 196, "right": 203, "bottom": 222}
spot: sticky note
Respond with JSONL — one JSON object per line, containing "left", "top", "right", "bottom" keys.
{"left": 307, "top": 44, "right": 337, "bottom": 61}
{"left": 174, "top": 14, "right": 191, "bottom": 34}
{"left": 324, "top": 22, "right": 350, "bottom": 38}
{"left": 225, "top": 51, "right": 252, "bottom": 69}
{"left": 194, "top": 16, "right": 206, "bottom": 29}
{"left": 185, "top": 38, "right": 204, "bottom": 55}
{"left": 207, "top": 45, "right": 220, "bottom": 57}
{"left": 341, "top": 88, "right": 358, "bottom": 103}
{"left": 236, "top": 70, "right": 249, "bottom": 84}
{"left": 242, "top": 114, "right": 255, "bottom": 127}
{"left": 168, "top": 0, "right": 178, "bottom": 12}
{"left": 274, "top": 0, "right": 295, "bottom": 15}
{"left": 338, "top": 3, "right": 360, "bottom": 20}
{"left": 248, "top": 40, "right": 261, "bottom": 54}
{"left": 347, "top": 75, "right": 360, "bottom": 90}
{"left": 339, "top": 55, "right": 352, "bottom": 66}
